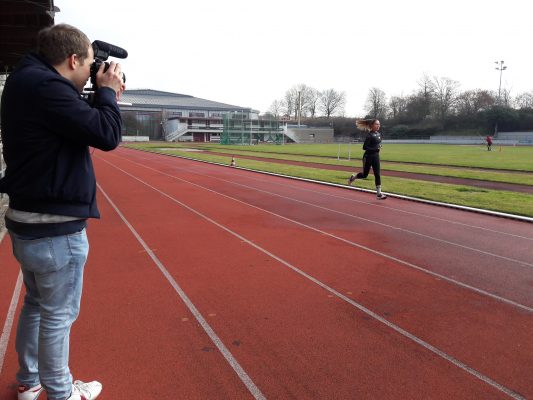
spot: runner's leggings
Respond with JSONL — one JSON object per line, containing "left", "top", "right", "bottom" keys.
{"left": 356, "top": 152, "right": 381, "bottom": 186}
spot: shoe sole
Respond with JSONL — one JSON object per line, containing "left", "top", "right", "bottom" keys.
{"left": 19, "top": 391, "right": 43, "bottom": 400}
{"left": 18, "top": 386, "right": 44, "bottom": 400}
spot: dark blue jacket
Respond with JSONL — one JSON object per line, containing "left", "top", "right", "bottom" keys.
{"left": 0, "top": 53, "right": 122, "bottom": 221}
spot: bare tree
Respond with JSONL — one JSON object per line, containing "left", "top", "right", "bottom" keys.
{"left": 365, "top": 87, "right": 388, "bottom": 119}
{"left": 515, "top": 91, "right": 533, "bottom": 109}
{"left": 268, "top": 99, "right": 284, "bottom": 118}
{"left": 388, "top": 95, "right": 408, "bottom": 119}
{"left": 500, "top": 87, "right": 512, "bottom": 107}
{"left": 283, "top": 89, "right": 297, "bottom": 119}
{"left": 319, "top": 89, "right": 346, "bottom": 118}
{"left": 431, "top": 76, "right": 460, "bottom": 119}
{"left": 456, "top": 89, "right": 495, "bottom": 116}
{"left": 305, "top": 87, "right": 321, "bottom": 118}
{"left": 413, "top": 73, "right": 434, "bottom": 119}
{"left": 294, "top": 84, "right": 314, "bottom": 119}
{"left": 283, "top": 85, "right": 310, "bottom": 119}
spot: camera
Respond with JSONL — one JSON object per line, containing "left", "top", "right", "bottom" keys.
{"left": 88, "top": 40, "right": 127, "bottom": 90}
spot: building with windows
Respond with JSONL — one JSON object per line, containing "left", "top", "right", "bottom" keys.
{"left": 119, "top": 89, "right": 259, "bottom": 142}
{"left": 118, "top": 89, "right": 334, "bottom": 143}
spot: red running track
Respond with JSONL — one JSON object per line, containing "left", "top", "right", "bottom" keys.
{"left": 1, "top": 146, "right": 532, "bottom": 399}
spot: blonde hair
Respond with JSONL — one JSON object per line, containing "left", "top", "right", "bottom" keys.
{"left": 355, "top": 119, "right": 378, "bottom": 131}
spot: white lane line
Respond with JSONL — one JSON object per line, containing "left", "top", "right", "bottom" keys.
{"left": 97, "top": 156, "right": 526, "bottom": 400}
{"left": 187, "top": 171, "right": 533, "bottom": 269}
{"left": 0, "top": 270, "right": 23, "bottom": 375}
{"left": 96, "top": 183, "right": 266, "bottom": 400}
{"left": 102, "top": 154, "right": 533, "bottom": 313}
{"left": 119, "top": 146, "right": 533, "bottom": 224}
{"left": 220, "top": 168, "right": 533, "bottom": 241}
{"left": 121, "top": 148, "right": 533, "bottom": 241}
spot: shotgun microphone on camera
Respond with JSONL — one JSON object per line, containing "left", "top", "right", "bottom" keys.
{"left": 92, "top": 40, "right": 128, "bottom": 60}
{"left": 84, "top": 40, "right": 128, "bottom": 101}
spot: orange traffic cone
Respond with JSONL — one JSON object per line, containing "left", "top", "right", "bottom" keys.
{"left": 230, "top": 156, "right": 236, "bottom": 167}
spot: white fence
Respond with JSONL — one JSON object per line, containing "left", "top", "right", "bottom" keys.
{"left": 121, "top": 136, "right": 150, "bottom": 142}
{"left": 386, "top": 133, "right": 533, "bottom": 145}
{"left": 497, "top": 132, "right": 533, "bottom": 144}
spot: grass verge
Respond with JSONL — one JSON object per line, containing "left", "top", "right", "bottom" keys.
{"left": 165, "top": 143, "right": 533, "bottom": 171}
{"left": 128, "top": 142, "right": 533, "bottom": 186}
{"left": 124, "top": 144, "right": 533, "bottom": 218}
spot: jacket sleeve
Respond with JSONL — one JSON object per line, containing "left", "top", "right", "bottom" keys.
{"left": 362, "top": 135, "right": 371, "bottom": 151}
{"left": 37, "top": 77, "right": 122, "bottom": 151}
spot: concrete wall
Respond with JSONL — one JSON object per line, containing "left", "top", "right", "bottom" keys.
{"left": 122, "top": 136, "right": 150, "bottom": 142}
{"left": 285, "top": 127, "right": 334, "bottom": 143}
{"left": 386, "top": 139, "right": 527, "bottom": 145}
{"left": 497, "top": 132, "right": 533, "bottom": 143}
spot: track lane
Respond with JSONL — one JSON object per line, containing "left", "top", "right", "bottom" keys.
{"left": 0, "top": 234, "right": 22, "bottom": 378}
{"left": 0, "top": 234, "right": 20, "bottom": 327}
{"left": 93, "top": 150, "right": 531, "bottom": 398}
{"left": 181, "top": 159, "right": 532, "bottom": 263}
{"left": 141, "top": 150, "right": 533, "bottom": 237}
{"left": 116, "top": 148, "right": 533, "bottom": 309}
{"left": 1, "top": 146, "right": 531, "bottom": 399}
{"left": 0, "top": 194, "right": 257, "bottom": 399}
{"left": 130, "top": 149, "right": 533, "bottom": 256}
{"left": 217, "top": 173, "right": 533, "bottom": 261}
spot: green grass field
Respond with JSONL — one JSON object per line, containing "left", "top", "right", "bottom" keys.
{"left": 136, "top": 142, "right": 533, "bottom": 186}
{"left": 177, "top": 143, "right": 533, "bottom": 171}
{"left": 124, "top": 143, "right": 533, "bottom": 219}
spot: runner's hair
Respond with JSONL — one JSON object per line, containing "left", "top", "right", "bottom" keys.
{"left": 355, "top": 119, "right": 378, "bottom": 131}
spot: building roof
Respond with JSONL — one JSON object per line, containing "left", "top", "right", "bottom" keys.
{"left": 0, "top": 0, "right": 58, "bottom": 73}
{"left": 120, "top": 89, "right": 253, "bottom": 112}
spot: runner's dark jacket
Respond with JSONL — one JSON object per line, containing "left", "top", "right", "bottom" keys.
{"left": 362, "top": 131, "right": 382, "bottom": 154}
{"left": 0, "top": 53, "right": 122, "bottom": 235}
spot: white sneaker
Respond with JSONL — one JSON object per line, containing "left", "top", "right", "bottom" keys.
{"left": 67, "top": 380, "right": 102, "bottom": 400}
{"left": 18, "top": 384, "right": 43, "bottom": 400}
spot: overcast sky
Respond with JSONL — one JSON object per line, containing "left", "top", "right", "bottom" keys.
{"left": 55, "top": 0, "right": 531, "bottom": 117}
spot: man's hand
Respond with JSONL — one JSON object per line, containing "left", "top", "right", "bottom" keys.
{"left": 96, "top": 61, "right": 125, "bottom": 100}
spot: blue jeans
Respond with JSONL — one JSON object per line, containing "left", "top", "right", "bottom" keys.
{"left": 9, "top": 229, "right": 89, "bottom": 400}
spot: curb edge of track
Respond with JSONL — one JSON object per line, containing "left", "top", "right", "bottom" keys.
{"left": 121, "top": 147, "right": 533, "bottom": 224}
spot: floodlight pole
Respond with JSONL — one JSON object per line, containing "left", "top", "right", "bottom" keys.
{"left": 297, "top": 90, "right": 301, "bottom": 127}
{"left": 495, "top": 60, "right": 507, "bottom": 104}
{"left": 493, "top": 60, "right": 507, "bottom": 135}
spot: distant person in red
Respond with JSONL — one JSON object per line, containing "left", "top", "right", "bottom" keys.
{"left": 486, "top": 135, "right": 493, "bottom": 151}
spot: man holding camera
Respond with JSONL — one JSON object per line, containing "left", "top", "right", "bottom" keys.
{"left": 0, "top": 24, "right": 124, "bottom": 400}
